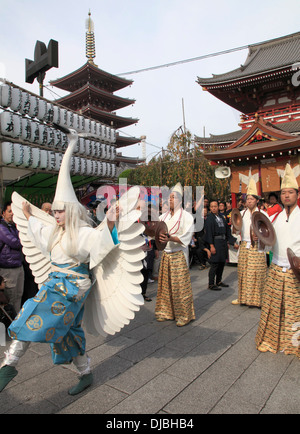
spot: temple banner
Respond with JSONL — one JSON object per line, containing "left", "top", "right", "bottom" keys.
{"left": 260, "top": 156, "right": 300, "bottom": 192}
{"left": 230, "top": 165, "right": 260, "bottom": 194}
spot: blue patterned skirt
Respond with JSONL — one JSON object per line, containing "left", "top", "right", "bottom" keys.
{"left": 8, "top": 263, "right": 91, "bottom": 365}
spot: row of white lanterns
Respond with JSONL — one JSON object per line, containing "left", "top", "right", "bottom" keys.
{"left": 0, "top": 83, "right": 116, "bottom": 143}
{"left": 1, "top": 142, "right": 116, "bottom": 177}
{"left": 0, "top": 111, "right": 116, "bottom": 160}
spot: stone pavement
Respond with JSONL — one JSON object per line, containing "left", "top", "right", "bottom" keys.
{"left": 0, "top": 263, "right": 299, "bottom": 415}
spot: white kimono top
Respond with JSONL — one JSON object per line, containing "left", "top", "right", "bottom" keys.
{"left": 272, "top": 206, "right": 300, "bottom": 269}
{"left": 27, "top": 216, "right": 118, "bottom": 270}
{"left": 241, "top": 207, "right": 269, "bottom": 251}
{"left": 160, "top": 208, "right": 194, "bottom": 264}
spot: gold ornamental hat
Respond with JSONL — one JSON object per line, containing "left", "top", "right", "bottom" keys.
{"left": 246, "top": 177, "right": 259, "bottom": 197}
{"left": 281, "top": 163, "right": 299, "bottom": 190}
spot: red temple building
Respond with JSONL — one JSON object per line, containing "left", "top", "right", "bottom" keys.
{"left": 50, "top": 11, "right": 140, "bottom": 150}
{"left": 196, "top": 32, "right": 300, "bottom": 206}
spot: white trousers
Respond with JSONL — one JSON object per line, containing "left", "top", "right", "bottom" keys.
{"left": 2, "top": 340, "right": 91, "bottom": 375}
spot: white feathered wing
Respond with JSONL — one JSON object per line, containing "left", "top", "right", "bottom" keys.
{"left": 12, "top": 187, "right": 146, "bottom": 338}
{"left": 11, "top": 191, "right": 55, "bottom": 287}
{"left": 83, "top": 185, "right": 146, "bottom": 337}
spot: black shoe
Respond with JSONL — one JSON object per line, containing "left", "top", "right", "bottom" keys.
{"left": 217, "top": 282, "right": 229, "bottom": 287}
{"left": 208, "top": 285, "right": 221, "bottom": 291}
{"left": 143, "top": 295, "right": 152, "bottom": 302}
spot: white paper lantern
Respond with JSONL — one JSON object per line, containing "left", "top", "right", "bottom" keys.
{"left": 13, "top": 143, "right": 24, "bottom": 166}
{"left": 21, "top": 118, "right": 32, "bottom": 141}
{"left": 80, "top": 158, "right": 86, "bottom": 175}
{"left": 91, "top": 160, "right": 98, "bottom": 175}
{"left": 54, "top": 129, "right": 62, "bottom": 149}
{"left": 78, "top": 115, "right": 84, "bottom": 132}
{"left": 47, "top": 151, "right": 56, "bottom": 170}
{"left": 90, "top": 120, "right": 97, "bottom": 136}
{"left": 102, "top": 161, "right": 107, "bottom": 177}
{"left": 20, "top": 92, "right": 31, "bottom": 115}
{"left": 106, "top": 144, "right": 111, "bottom": 160}
{"left": 37, "top": 124, "right": 48, "bottom": 145}
{"left": 28, "top": 96, "right": 39, "bottom": 118}
{"left": 84, "top": 118, "right": 91, "bottom": 133}
{"left": 86, "top": 159, "right": 92, "bottom": 175}
{"left": 94, "top": 142, "right": 101, "bottom": 158}
{"left": 31, "top": 147, "right": 40, "bottom": 168}
{"left": 30, "top": 121, "right": 40, "bottom": 143}
{"left": 85, "top": 140, "right": 92, "bottom": 156}
{"left": 20, "top": 145, "right": 33, "bottom": 168}
{"left": 39, "top": 150, "right": 48, "bottom": 169}
{"left": 0, "top": 112, "right": 21, "bottom": 138}
{"left": 101, "top": 143, "right": 106, "bottom": 159}
{"left": 45, "top": 103, "right": 54, "bottom": 123}
{"left": 46, "top": 127, "right": 55, "bottom": 147}
{"left": 1, "top": 142, "right": 14, "bottom": 164}
{"left": 106, "top": 163, "right": 111, "bottom": 177}
{"left": 90, "top": 141, "right": 97, "bottom": 156}
{"left": 96, "top": 122, "right": 102, "bottom": 137}
{"left": 73, "top": 156, "right": 81, "bottom": 174}
{"left": 53, "top": 105, "right": 61, "bottom": 124}
{"left": 54, "top": 153, "right": 62, "bottom": 171}
{"left": 111, "top": 146, "right": 116, "bottom": 160}
{"left": 0, "top": 84, "right": 12, "bottom": 107}
{"left": 96, "top": 161, "right": 102, "bottom": 176}
{"left": 78, "top": 138, "right": 86, "bottom": 154}
{"left": 111, "top": 129, "right": 116, "bottom": 144}
{"left": 37, "top": 99, "right": 47, "bottom": 121}
{"left": 61, "top": 133, "right": 68, "bottom": 150}
{"left": 10, "top": 87, "right": 22, "bottom": 112}
{"left": 73, "top": 113, "right": 79, "bottom": 130}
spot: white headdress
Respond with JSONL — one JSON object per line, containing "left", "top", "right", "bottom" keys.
{"left": 171, "top": 182, "right": 183, "bottom": 197}
{"left": 52, "top": 128, "right": 79, "bottom": 210}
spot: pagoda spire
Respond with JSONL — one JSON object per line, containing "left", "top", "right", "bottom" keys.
{"left": 85, "top": 10, "right": 97, "bottom": 66}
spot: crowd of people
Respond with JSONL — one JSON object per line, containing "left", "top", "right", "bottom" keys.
{"left": 0, "top": 162, "right": 299, "bottom": 396}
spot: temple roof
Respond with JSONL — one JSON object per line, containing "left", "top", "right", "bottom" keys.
{"left": 50, "top": 62, "right": 133, "bottom": 93}
{"left": 204, "top": 136, "right": 300, "bottom": 162}
{"left": 195, "top": 119, "right": 300, "bottom": 144}
{"left": 197, "top": 32, "right": 300, "bottom": 87}
{"left": 55, "top": 82, "right": 135, "bottom": 111}
{"left": 203, "top": 117, "right": 300, "bottom": 162}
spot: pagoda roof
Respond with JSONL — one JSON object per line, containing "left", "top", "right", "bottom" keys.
{"left": 55, "top": 82, "right": 135, "bottom": 110}
{"left": 80, "top": 104, "right": 139, "bottom": 128}
{"left": 197, "top": 32, "right": 300, "bottom": 88}
{"left": 203, "top": 116, "right": 300, "bottom": 162}
{"left": 50, "top": 61, "right": 133, "bottom": 92}
{"left": 115, "top": 134, "right": 141, "bottom": 148}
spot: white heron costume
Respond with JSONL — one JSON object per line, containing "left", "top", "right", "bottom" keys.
{"left": 0, "top": 126, "right": 145, "bottom": 394}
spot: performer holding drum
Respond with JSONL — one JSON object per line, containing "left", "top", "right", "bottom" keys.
{"left": 231, "top": 178, "right": 269, "bottom": 307}
{"left": 255, "top": 164, "right": 300, "bottom": 357}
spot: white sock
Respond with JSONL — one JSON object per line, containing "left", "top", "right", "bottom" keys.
{"left": 1, "top": 340, "right": 30, "bottom": 368}
{"left": 73, "top": 353, "right": 91, "bottom": 376}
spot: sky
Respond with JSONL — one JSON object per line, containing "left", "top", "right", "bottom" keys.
{"left": 1, "top": 0, "right": 300, "bottom": 161}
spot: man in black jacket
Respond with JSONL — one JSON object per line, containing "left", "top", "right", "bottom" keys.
{"left": 204, "top": 200, "right": 238, "bottom": 290}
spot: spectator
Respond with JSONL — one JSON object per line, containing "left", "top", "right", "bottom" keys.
{"left": 0, "top": 202, "right": 24, "bottom": 312}
{"left": 41, "top": 202, "right": 52, "bottom": 215}
{"left": 204, "top": 200, "right": 238, "bottom": 290}
{"left": 266, "top": 192, "right": 283, "bottom": 217}
{"left": 0, "top": 275, "right": 17, "bottom": 329}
